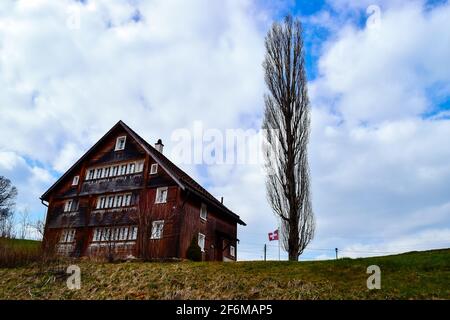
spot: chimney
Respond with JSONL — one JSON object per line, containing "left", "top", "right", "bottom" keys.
{"left": 155, "top": 139, "right": 164, "bottom": 153}
{"left": 221, "top": 197, "right": 223, "bottom": 204}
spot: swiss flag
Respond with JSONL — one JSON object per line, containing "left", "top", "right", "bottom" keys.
{"left": 268, "top": 229, "right": 279, "bottom": 241}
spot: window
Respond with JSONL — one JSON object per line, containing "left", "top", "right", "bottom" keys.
{"left": 64, "top": 200, "right": 78, "bottom": 212}
{"left": 119, "top": 227, "right": 128, "bottom": 240}
{"left": 108, "top": 196, "right": 115, "bottom": 208}
{"left": 100, "top": 196, "right": 106, "bottom": 209}
{"left": 150, "top": 163, "right": 158, "bottom": 175}
{"left": 72, "top": 175, "right": 79, "bottom": 186}
{"left": 115, "top": 136, "right": 127, "bottom": 151}
{"left": 150, "top": 220, "right": 164, "bottom": 239}
{"left": 93, "top": 227, "right": 138, "bottom": 242}
{"left": 124, "top": 194, "right": 132, "bottom": 206}
{"left": 104, "top": 228, "right": 111, "bottom": 241}
{"left": 60, "top": 229, "right": 76, "bottom": 243}
{"left": 96, "top": 196, "right": 106, "bottom": 209}
{"left": 198, "top": 233, "right": 205, "bottom": 252}
{"left": 200, "top": 203, "right": 207, "bottom": 220}
{"left": 155, "top": 187, "right": 168, "bottom": 204}
{"left": 64, "top": 200, "right": 73, "bottom": 212}
{"left": 130, "top": 226, "right": 138, "bottom": 240}
{"left": 120, "top": 164, "right": 127, "bottom": 175}
{"left": 92, "top": 228, "right": 101, "bottom": 241}
{"left": 112, "top": 166, "right": 119, "bottom": 176}
{"left": 87, "top": 169, "right": 94, "bottom": 180}
{"left": 96, "top": 168, "right": 103, "bottom": 179}
{"left": 230, "top": 245, "right": 235, "bottom": 257}
{"left": 112, "top": 228, "right": 118, "bottom": 241}
{"left": 127, "top": 163, "right": 135, "bottom": 174}
{"left": 104, "top": 167, "right": 111, "bottom": 178}
{"left": 116, "top": 195, "right": 123, "bottom": 207}
{"left": 136, "top": 161, "right": 144, "bottom": 173}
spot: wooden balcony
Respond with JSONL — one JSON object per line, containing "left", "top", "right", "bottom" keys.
{"left": 47, "top": 207, "right": 87, "bottom": 229}
{"left": 80, "top": 173, "right": 144, "bottom": 195}
{"left": 89, "top": 206, "right": 138, "bottom": 227}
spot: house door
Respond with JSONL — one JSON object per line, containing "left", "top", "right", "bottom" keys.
{"left": 215, "top": 238, "right": 223, "bottom": 261}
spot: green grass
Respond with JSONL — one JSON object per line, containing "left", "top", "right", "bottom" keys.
{"left": 0, "top": 238, "right": 42, "bottom": 268}
{"left": 0, "top": 248, "right": 448, "bottom": 299}
{"left": 0, "top": 238, "right": 41, "bottom": 249}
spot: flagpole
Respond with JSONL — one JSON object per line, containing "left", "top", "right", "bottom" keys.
{"left": 278, "top": 224, "right": 280, "bottom": 261}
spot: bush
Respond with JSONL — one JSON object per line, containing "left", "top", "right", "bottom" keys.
{"left": 186, "top": 234, "right": 202, "bottom": 261}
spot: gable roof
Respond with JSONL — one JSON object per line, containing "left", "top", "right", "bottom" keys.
{"left": 41, "top": 120, "right": 246, "bottom": 225}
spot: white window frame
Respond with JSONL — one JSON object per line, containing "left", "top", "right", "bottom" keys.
{"left": 127, "top": 163, "right": 135, "bottom": 174}
{"left": 150, "top": 163, "right": 158, "bottom": 175}
{"left": 124, "top": 194, "right": 132, "bottom": 206}
{"left": 115, "top": 195, "right": 123, "bottom": 207}
{"left": 120, "top": 164, "right": 127, "bottom": 175}
{"left": 60, "top": 229, "right": 76, "bottom": 243}
{"left": 200, "top": 203, "right": 207, "bottom": 221}
{"left": 115, "top": 136, "right": 127, "bottom": 151}
{"left": 130, "top": 226, "right": 138, "bottom": 240}
{"left": 93, "top": 228, "right": 100, "bottom": 241}
{"left": 198, "top": 233, "right": 205, "bottom": 252}
{"left": 72, "top": 175, "right": 79, "bottom": 186}
{"left": 136, "top": 161, "right": 144, "bottom": 173}
{"left": 107, "top": 196, "right": 115, "bottom": 208}
{"left": 64, "top": 200, "right": 73, "bottom": 212}
{"left": 96, "top": 168, "right": 103, "bottom": 179}
{"left": 150, "top": 220, "right": 164, "bottom": 239}
{"left": 100, "top": 196, "right": 106, "bottom": 209}
{"left": 119, "top": 227, "right": 127, "bottom": 240}
{"left": 155, "top": 187, "right": 168, "bottom": 204}
{"left": 230, "top": 245, "right": 235, "bottom": 257}
{"left": 87, "top": 169, "right": 94, "bottom": 180}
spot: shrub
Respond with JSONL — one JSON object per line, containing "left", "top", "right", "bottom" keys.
{"left": 186, "top": 234, "right": 202, "bottom": 261}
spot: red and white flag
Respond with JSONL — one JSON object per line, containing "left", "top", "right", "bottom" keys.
{"left": 268, "top": 229, "right": 279, "bottom": 241}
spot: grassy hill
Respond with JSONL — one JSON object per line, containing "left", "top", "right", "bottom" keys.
{"left": 0, "top": 238, "right": 41, "bottom": 249}
{"left": 0, "top": 248, "right": 448, "bottom": 299}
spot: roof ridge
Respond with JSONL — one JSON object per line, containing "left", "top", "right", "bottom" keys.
{"left": 120, "top": 122, "right": 244, "bottom": 224}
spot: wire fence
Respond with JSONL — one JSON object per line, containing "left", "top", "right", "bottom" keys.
{"left": 236, "top": 239, "right": 450, "bottom": 260}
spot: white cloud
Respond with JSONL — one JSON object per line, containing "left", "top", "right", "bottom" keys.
{"left": 311, "top": 1, "right": 450, "bottom": 124}
{"left": 306, "top": 0, "right": 450, "bottom": 256}
{"left": 0, "top": 0, "right": 267, "bottom": 169}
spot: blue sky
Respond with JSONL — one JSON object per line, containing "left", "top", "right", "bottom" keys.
{"left": 0, "top": 0, "right": 449, "bottom": 260}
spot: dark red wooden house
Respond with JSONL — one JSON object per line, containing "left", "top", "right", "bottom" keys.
{"left": 40, "top": 121, "right": 245, "bottom": 261}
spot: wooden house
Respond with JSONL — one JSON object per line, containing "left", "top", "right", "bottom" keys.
{"left": 40, "top": 121, "right": 245, "bottom": 261}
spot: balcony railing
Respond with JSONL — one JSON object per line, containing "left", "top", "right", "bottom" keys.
{"left": 47, "top": 207, "right": 87, "bottom": 229}
{"left": 80, "top": 173, "right": 143, "bottom": 195}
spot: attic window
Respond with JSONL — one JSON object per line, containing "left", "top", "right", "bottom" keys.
{"left": 115, "top": 136, "right": 127, "bottom": 151}
{"left": 72, "top": 175, "right": 79, "bottom": 186}
{"left": 200, "top": 203, "right": 207, "bottom": 221}
{"left": 150, "top": 163, "right": 158, "bottom": 175}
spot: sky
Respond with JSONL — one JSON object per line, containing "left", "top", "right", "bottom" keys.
{"left": 0, "top": 0, "right": 449, "bottom": 260}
